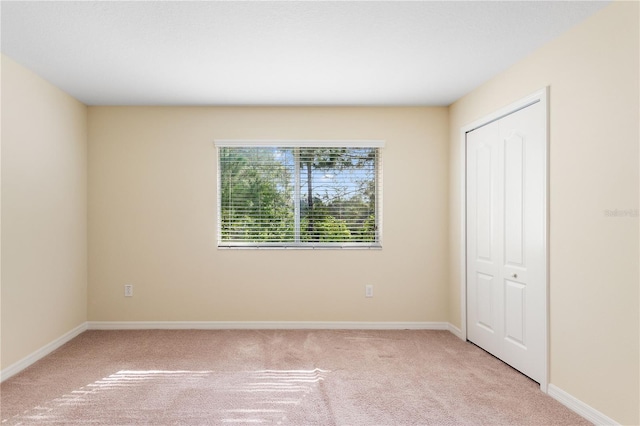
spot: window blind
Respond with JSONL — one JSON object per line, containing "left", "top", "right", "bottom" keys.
{"left": 215, "top": 141, "right": 383, "bottom": 248}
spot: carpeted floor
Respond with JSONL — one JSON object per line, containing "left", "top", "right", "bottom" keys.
{"left": 1, "top": 329, "right": 590, "bottom": 425}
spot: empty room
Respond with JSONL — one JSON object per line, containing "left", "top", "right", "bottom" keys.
{"left": 1, "top": 1, "right": 638, "bottom": 425}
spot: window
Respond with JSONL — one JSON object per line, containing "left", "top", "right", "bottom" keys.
{"left": 215, "top": 140, "right": 383, "bottom": 248}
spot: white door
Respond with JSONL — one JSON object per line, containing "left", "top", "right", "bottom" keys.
{"left": 466, "top": 100, "right": 546, "bottom": 383}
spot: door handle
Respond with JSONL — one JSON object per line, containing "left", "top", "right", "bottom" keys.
{"left": 512, "top": 273, "right": 518, "bottom": 279}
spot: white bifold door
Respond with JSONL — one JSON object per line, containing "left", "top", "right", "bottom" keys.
{"left": 466, "top": 100, "right": 546, "bottom": 384}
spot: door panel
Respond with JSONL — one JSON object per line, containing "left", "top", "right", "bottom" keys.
{"left": 504, "top": 279, "right": 526, "bottom": 347}
{"left": 504, "top": 132, "right": 525, "bottom": 267}
{"left": 466, "top": 100, "right": 545, "bottom": 383}
{"left": 476, "top": 272, "right": 495, "bottom": 332}
{"left": 466, "top": 122, "right": 502, "bottom": 355}
{"left": 475, "top": 143, "right": 494, "bottom": 262}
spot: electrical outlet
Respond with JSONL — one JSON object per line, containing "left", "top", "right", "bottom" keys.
{"left": 365, "top": 285, "right": 373, "bottom": 298}
{"left": 124, "top": 284, "right": 133, "bottom": 297}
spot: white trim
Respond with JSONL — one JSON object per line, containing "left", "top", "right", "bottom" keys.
{"left": 217, "top": 242, "right": 382, "bottom": 250}
{"left": 213, "top": 139, "right": 385, "bottom": 148}
{"left": 87, "top": 321, "right": 449, "bottom": 331}
{"left": 447, "top": 323, "right": 465, "bottom": 340}
{"left": 462, "top": 89, "right": 546, "bottom": 133}
{"left": 459, "top": 87, "right": 550, "bottom": 392}
{"left": 0, "top": 322, "right": 88, "bottom": 382}
{"left": 215, "top": 143, "right": 383, "bottom": 249}
{"left": 548, "top": 384, "right": 619, "bottom": 425}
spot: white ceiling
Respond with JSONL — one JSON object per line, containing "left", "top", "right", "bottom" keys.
{"left": 1, "top": 1, "right": 609, "bottom": 106}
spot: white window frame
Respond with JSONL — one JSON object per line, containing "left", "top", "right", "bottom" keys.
{"left": 214, "top": 140, "right": 384, "bottom": 249}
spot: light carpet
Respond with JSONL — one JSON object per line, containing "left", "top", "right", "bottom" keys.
{"left": 0, "top": 329, "right": 590, "bottom": 425}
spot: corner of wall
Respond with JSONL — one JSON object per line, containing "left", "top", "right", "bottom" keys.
{"left": 1, "top": 54, "right": 89, "bottom": 371}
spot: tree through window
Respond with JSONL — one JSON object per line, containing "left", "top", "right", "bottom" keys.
{"left": 216, "top": 141, "right": 383, "bottom": 248}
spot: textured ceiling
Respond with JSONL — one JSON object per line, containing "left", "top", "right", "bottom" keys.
{"left": 1, "top": 1, "right": 609, "bottom": 106}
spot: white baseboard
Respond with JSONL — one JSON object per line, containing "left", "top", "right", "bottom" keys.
{"left": 447, "top": 323, "right": 465, "bottom": 340}
{"left": 548, "top": 384, "right": 619, "bottom": 425}
{"left": 0, "top": 322, "right": 88, "bottom": 383}
{"left": 87, "top": 321, "right": 452, "bottom": 331}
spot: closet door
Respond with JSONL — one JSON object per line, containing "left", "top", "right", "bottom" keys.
{"left": 466, "top": 100, "right": 546, "bottom": 383}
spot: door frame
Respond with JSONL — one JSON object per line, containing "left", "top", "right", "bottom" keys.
{"left": 458, "top": 87, "right": 550, "bottom": 392}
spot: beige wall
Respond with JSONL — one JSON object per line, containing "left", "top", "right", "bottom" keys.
{"left": 448, "top": 2, "right": 639, "bottom": 424}
{"left": 88, "top": 107, "right": 450, "bottom": 323}
{"left": 1, "top": 55, "right": 88, "bottom": 369}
